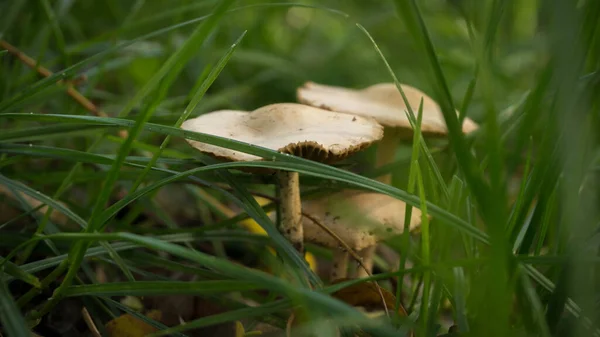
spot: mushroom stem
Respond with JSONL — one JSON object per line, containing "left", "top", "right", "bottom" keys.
{"left": 354, "top": 246, "right": 376, "bottom": 278}
{"left": 375, "top": 127, "right": 401, "bottom": 185}
{"left": 330, "top": 249, "right": 349, "bottom": 281}
{"left": 277, "top": 171, "right": 304, "bottom": 253}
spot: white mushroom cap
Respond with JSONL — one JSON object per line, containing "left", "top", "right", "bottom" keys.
{"left": 302, "top": 190, "right": 423, "bottom": 251}
{"left": 297, "top": 82, "right": 479, "bottom": 137}
{"left": 181, "top": 103, "right": 383, "bottom": 163}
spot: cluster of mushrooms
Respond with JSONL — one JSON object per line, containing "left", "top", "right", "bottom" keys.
{"left": 181, "top": 81, "right": 478, "bottom": 282}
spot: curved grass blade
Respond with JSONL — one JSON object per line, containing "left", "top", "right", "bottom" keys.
{"left": 148, "top": 300, "right": 290, "bottom": 337}
{"left": 391, "top": 0, "right": 490, "bottom": 220}
{"left": 0, "top": 173, "right": 87, "bottom": 227}
{"left": 355, "top": 23, "right": 450, "bottom": 202}
{"left": 0, "top": 275, "right": 29, "bottom": 337}
{"left": 32, "top": 231, "right": 404, "bottom": 337}
{"left": 198, "top": 155, "right": 318, "bottom": 287}
{"left": 130, "top": 30, "right": 247, "bottom": 190}
{"left": 64, "top": 280, "right": 260, "bottom": 297}
{"left": 0, "top": 113, "right": 489, "bottom": 244}
{"left": 0, "top": 3, "right": 347, "bottom": 113}
{"left": 3, "top": 261, "right": 41, "bottom": 288}
{"left": 108, "top": 298, "right": 187, "bottom": 337}
{"left": 0, "top": 124, "right": 115, "bottom": 143}
{"left": 37, "top": 0, "right": 238, "bottom": 319}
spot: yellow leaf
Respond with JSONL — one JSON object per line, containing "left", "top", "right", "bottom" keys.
{"left": 105, "top": 310, "right": 162, "bottom": 337}
{"left": 235, "top": 321, "right": 246, "bottom": 337}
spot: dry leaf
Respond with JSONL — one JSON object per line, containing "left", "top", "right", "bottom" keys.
{"left": 331, "top": 279, "right": 400, "bottom": 314}
{"left": 331, "top": 279, "right": 413, "bottom": 336}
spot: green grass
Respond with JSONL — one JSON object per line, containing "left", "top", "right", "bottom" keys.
{"left": 1, "top": 0, "right": 599, "bottom": 336}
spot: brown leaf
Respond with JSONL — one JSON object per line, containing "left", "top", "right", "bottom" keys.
{"left": 331, "top": 279, "right": 403, "bottom": 315}
{"left": 331, "top": 279, "right": 413, "bottom": 336}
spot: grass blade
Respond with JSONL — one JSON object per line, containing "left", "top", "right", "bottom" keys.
{"left": 0, "top": 275, "right": 29, "bottom": 337}
{"left": 64, "top": 280, "right": 261, "bottom": 297}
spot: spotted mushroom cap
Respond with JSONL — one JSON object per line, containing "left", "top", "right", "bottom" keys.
{"left": 297, "top": 81, "right": 479, "bottom": 137}
{"left": 301, "top": 190, "right": 423, "bottom": 251}
{"left": 181, "top": 103, "right": 383, "bottom": 164}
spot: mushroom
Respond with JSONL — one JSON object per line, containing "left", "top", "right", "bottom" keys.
{"left": 301, "top": 190, "right": 422, "bottom": 280}
{"left": 297, "top": 81, "right": 479, "bottom": 184}
{"left": 181, "top": 103, "right": 383, "bottom": 254}
{"left": 298, "top": 82, "right": 478, "bottom": 275}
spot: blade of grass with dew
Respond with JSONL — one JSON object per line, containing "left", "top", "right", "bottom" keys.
{"left": 0, "top": 112, "right": 490, "bottom": 244}
{"left": 34, "top": 0, "right": 237, "bottom": 318}
{"left": 63, "top": 280, "right": 261, "bottom": 297}
{"left": 129, "top": 31, "right": 247, "bottom": 190}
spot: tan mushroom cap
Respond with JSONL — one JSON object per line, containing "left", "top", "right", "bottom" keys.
{"left": 297, "top": 82, "right": 479, "bottom": 137}
{"left": 302, "top": 190, "right": 423, "bottom": 251}
{"left": 181, "top": 103, "right": 383, "bottom": 163}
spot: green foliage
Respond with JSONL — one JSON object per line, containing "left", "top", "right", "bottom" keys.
{"left": 1, "top": 0, "right": 599, "bottom": 336}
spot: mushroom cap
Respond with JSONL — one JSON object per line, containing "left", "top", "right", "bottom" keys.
{"left": 181, "top": 103, "right": 383, "bottom": 163}
{"left": 302, "top": 190, "right": 423, "bottom": 251}
{"left": 297, "top": 81, "right": 479, "bottom": 137}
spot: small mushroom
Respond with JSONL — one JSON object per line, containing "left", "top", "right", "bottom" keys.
{"left": 181, "top": 103, "right": 383, "bottom": 254}
{"left": 297, "top": 81, "right": 479, "bottom": 184}
{"left": 301, "top": 190, "right": 422, "bottom": 280}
